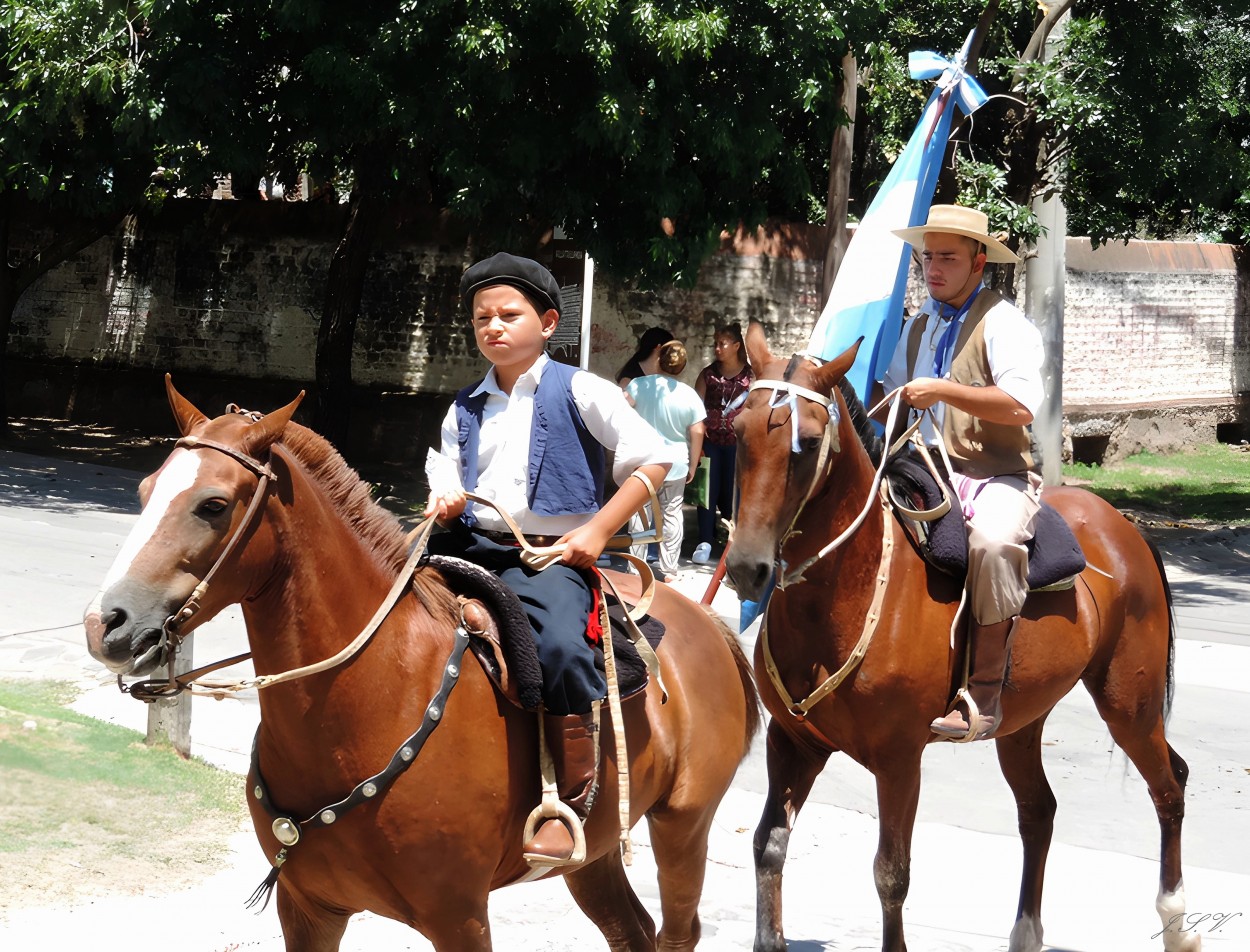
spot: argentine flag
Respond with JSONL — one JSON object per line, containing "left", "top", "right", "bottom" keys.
{"left": 807, "top": 31, "right": 989, "bottom": 399}
{"left": 738, "top": 34, "right": 987, "bottom": 632}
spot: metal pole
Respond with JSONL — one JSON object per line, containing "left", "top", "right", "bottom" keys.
{"left": 1025, "top": 13, "right": 1069, "bottom": 487}
{"left": 1028, "top": 194, "right": 1066, "bottom": 487}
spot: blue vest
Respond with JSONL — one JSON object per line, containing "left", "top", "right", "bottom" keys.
{"left": 454, "top": 359, "right": 606, "bottom": 524}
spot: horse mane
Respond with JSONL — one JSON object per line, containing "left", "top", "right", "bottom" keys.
{"left": 274, "top": 421, "right": 459, "bottom": 624}
{"left": 837, "top": 378, "right": 883, "bottom": 467}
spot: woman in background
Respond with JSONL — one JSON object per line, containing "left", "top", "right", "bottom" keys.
{"left": 616, "top": 326, "right": 674, "bottom": 388}
{"left": 626, "top": 340, "right": 706, "bottom": 581}
{"left": 692, "top": 323, "right": 752, "bottom": 564}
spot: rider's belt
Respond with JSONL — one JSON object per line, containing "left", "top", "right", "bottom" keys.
{"left": 478, "top": 529, "right": 563, "bottom": 548}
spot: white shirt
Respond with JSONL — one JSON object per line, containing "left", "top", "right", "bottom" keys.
{"left": 882, "top": 292, "right": 1044, "bottom": 446}
{"left": 426, "top": 353, "right": 679, "bottom": 535}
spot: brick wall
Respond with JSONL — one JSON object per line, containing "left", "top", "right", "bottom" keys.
{"left": 1062, "top": 240, "right": 1250, "bottom": 409}
{"left": 8, "top": 202, "right": 1247, "bottom": 465}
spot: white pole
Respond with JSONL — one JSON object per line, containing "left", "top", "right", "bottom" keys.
{"left": 579, "top": 255, "right": 595, "bottom": 371}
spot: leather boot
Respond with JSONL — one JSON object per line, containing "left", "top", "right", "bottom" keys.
{"left": 522, "top": 707, "right": 601, "bottom": 865}
{"left": 931, "top": 617, "right": 1016, "bottom": 741}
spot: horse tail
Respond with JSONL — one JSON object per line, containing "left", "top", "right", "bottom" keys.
{"left": 1143, "top": 535, "right": 1178, "bottom": 726}
{"left": 702, "top": 606, "right": 762, "bottom": 756}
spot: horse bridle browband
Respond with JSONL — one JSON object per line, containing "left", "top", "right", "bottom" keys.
{"left": 746, "top": 374, "right": 841, "bottom": 582}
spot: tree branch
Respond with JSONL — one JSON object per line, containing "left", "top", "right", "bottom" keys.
{"left": 1018, "top": 0, "right": 1077, "bottom": 72}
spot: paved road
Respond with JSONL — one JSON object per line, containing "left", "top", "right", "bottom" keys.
{"left": 1, "top": 446, "right": 1247, "bottom": 951}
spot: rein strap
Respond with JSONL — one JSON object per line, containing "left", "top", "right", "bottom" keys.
{"left": 761, "top": 495, "right": 895, "bottom": 718}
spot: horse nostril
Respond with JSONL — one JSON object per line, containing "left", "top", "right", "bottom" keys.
{"left": 99, "top": 608, "right": 128, "bottom": 645}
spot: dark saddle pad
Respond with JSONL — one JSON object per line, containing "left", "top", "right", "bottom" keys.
{"left": 424, "top": 555, "right": 662, "bottom": 711}
{"left": 884, "top": 455, "right": 1086, "bottom": 590}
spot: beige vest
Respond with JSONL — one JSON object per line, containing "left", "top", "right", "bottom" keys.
{"left": 905, "top": 289, "right": 1034, "bottom": 479}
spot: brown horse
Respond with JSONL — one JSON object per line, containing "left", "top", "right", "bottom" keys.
{"left": 727, "top": 327, "right": 1199, "bottom": 952}
{"left": 83, "top": 380, "right": 759, "bottom": 951}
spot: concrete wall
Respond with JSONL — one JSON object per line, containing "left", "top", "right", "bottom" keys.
{"left": 8, "top": 201, "right": 1247, "bottom": 466}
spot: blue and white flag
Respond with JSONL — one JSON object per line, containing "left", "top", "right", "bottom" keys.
{"left": 806, "top": 30, "right": 989, "bottom": 400}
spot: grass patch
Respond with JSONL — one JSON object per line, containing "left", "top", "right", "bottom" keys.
{"left": 0, "top": 680, "right": 248, "bottom": 909}
{"left": 1063, "top": 444, "right": 1250, "bottom": 525}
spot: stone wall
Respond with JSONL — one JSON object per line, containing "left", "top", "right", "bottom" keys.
{"left": 8, "top": 201, "right": 1247, "bottom": 467}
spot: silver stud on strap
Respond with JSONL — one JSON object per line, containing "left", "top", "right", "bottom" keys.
{"left": 362, "top": 782, "right": 378, "bottom": 798}
{"left": 320, "top": 809, "right": 337, "bottom": 825}
{"left": 272, "top": 817, "right": 300, "bottom": 846}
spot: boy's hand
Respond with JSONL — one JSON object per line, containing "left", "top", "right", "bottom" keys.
{"left": 425, "top": 488, "right": 466, "bottom": 525}
{"left": 556, "top": 522, "right": 611, "bottom": 569}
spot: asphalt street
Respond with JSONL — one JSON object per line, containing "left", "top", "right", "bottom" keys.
{"left": 1, "top": 446, "right": 1247, "bottom": 951}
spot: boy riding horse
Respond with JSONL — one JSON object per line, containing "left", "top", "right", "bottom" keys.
{"left": 424, "top": 253, "right": 677, "bottom": 863}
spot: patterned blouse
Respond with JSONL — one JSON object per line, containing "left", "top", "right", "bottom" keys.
{"left": 697, "top": 363, "right": 753, "bottom": 446}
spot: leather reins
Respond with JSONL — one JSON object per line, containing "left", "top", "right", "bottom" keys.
{"left": 746, "top": 374, "right": 952, "bottom": 721}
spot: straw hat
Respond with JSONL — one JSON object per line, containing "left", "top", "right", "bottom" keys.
{"left": 893, "top": 205, "right": 1020, "bottom": 264}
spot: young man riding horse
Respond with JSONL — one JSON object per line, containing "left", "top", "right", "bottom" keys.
{"left": 872, "top": 204, "right": 1045, "bottom": 742}
{"left": 424, "top": 252, "right": 677, "bottom": 864}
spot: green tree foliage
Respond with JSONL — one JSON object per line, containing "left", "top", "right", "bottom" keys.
{"left": 843, "top": 1, "right": 1249, "bottom": 247}
{"left": 141, "top": 0, "right": 884, "bottom": 282}
{"left": 1059, "top": 2, "right": 1250, "bottom": 245}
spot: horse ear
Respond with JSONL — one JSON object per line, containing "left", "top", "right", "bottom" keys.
{"left": 166, "top": 374, "right": 209, "bottom": 436}
{"left": 241, "top": 391, "right": 306, "bottom": 457}
{"left": 811, "top": 337, "right": 864, "bottom": 394}
{"left": 745, "top": 321, "right": 773, "bottom": 372}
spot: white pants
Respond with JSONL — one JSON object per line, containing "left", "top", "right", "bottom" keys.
{"left": 630, "top": 477, "right": 686, "bottom": 575}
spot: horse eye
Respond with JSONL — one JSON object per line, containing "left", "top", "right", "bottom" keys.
{"left": 798, "top": 435, "right": 823, "bottom": 454}
{"left": 197, "top": 498, "right": 229, "bottom": 517}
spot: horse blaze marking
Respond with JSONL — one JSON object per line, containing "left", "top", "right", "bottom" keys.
{"left": 101, "top": 449, "right": 202, "bottom": 591}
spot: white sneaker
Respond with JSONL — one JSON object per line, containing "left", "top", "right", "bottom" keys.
{"left": 692, "top": 542, "right": 712, "bottom": 564}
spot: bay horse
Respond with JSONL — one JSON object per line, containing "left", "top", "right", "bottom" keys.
{"left": 727, "top": 327, "right": 1199, "bottom": 952}
{"left": 83, "top": 379, "right": 759, "bottom": 951}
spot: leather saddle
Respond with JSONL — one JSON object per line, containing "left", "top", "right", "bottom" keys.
{"left": 883, "top": 454, "right": 1086, "bottom": 592}
{"left": 423, "top": 555, "right": 663, "bottom": 712}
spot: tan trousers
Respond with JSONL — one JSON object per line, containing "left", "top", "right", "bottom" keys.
{"left": 955, "top": 471, "right": 1044, "bottom": 625}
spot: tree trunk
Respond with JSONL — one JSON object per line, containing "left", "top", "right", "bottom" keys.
{"left": 314, "top": 164, "right": 385, "bottom": 450}
{"left": 0, "top": 198, "right": 16, "bottom": 439}
{"left": 822, "top": 52, "right": 858, "bottom": 307}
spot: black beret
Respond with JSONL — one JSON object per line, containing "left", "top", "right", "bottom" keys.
{"left": 460, "top": 252, "right": 562, "bottom": 317}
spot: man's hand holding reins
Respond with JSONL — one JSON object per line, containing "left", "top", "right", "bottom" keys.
{"left": 901, "top": 377, "right": 1034, "bottom": 426}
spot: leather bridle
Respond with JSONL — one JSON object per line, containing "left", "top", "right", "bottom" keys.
{"left": 122, "top": 431, "right": 278, "bottom": 700}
